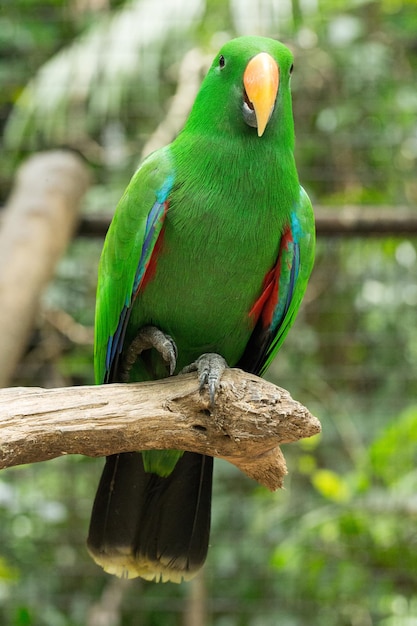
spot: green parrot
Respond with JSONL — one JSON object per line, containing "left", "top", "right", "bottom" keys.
{"left": 87, "top": 36, "right": 315, "bottom": 583}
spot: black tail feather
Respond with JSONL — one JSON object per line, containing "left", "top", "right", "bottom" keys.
{"left": 87, "top": 452, "right": 212, "bottom": 582}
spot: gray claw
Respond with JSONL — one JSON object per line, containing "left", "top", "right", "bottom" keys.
{"left": 181, "top": 353, "right": 227, "bottom": 405}
{"left": 157, "top": 332, "right": 178, "bottom": 376}
{"left": 121, "top": 325, "right": 177, "bottom": 381}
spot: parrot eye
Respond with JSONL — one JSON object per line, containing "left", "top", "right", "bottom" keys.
{"left": 289, "top": 63, "right": 294, "bottom": 75}
{"left": 219, "top": 55, "right": 226, "bottom": 69}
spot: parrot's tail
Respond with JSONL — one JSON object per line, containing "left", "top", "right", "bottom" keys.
{"left": 87, "top": 451, "right": 213, "bottom": 583}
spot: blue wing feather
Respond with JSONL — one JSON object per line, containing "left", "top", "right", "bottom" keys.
{"left": 132, "top": 174, "right": 174, "bottom": 295}
{"left": 238, "top": 186, "right": 315, "bottom": 376}
{"left": 103, "top": 195, "right": 171, "bottom": 382}
{"left": 94, "top": 150, "right": 174, "bottom": 384}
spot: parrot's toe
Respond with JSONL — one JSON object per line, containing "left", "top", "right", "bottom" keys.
{"left": 181, "top": 353, "right": 228, "bottom": 405}
{"left": 121, "top": 325, "right": 178, "bottom": 380}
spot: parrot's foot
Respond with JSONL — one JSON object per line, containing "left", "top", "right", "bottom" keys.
{"left": 181, "top": 353, "right": 228, "bottom": 405}
{"left": 120, "top": 325, "right": 177, "bottom": 382}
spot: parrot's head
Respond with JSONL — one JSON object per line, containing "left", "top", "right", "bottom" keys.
{"left": 184, "top": 36, "right": 295, "bottom": 143}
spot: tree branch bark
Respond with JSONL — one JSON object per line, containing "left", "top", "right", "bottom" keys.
{"left": 0, "top": 369, "right": 320, "bottom": 490}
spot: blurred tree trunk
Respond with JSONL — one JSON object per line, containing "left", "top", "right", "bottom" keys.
{"left": 184, "top": 571, "right": 207, "bottom": 626}
{"left": 0, "top": 150, "right": 91, "bottom": 387}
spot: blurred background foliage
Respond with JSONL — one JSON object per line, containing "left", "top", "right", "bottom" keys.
{"left": 1, "top": 0, "right": 417, "bottom": 624}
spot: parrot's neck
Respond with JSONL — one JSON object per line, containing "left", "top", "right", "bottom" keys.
{"left": 171, "top": 131, "right": 299, "bottom": 226}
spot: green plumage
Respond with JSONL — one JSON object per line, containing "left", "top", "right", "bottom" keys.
{"left": 88, "top": 35, "right": 315, "bottom": 583}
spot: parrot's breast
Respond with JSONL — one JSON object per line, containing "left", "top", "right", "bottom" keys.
{"left": 128, "top": 190, "right": 284, "bottom": 371}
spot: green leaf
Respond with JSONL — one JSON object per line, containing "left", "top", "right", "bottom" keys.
{"left": 312, "top": 469, "right": 351, "bottom": 503}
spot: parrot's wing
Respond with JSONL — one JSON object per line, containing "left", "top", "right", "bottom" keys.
{"left": 238, "top": 186, "right": 315, "bottom": 376}
{"left": 94, "top": 148, "right": 174, "bottom": 384}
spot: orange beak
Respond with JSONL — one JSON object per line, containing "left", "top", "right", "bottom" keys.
{"left": 243, "top": 52, "right": 279, "bottom": 137}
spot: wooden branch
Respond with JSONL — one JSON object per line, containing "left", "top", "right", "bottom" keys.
{"left": 315, "top": 206, "right": 417, "bottom": 237}
{"left": 0, "top": 151, "right": 91, "bottom": 387}
{"left": 0, "top": 369, "right": 320, "bottom": 491}
{"left": 77, "top": 205, "right": 417, "bottom": 239}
